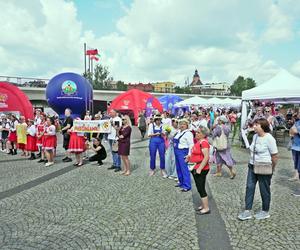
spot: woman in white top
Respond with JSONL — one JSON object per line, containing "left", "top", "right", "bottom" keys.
{"left": 165, "top": 119, "right": 179, "bottom": 179}
{"left": 238, "top": 118, "right": 278, "bottom": 221}
{"left": 173, "top": 119, "right": 194, "bottom": 192}
{"left": 148, "top": 115, "right": 167, "bottom": 177}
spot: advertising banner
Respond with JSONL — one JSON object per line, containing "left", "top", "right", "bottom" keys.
{"left": 73, "top": 120, "right": 111, "bottom": 133}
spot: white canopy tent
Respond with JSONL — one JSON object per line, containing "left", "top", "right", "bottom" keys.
{"left": 241, "top": 69, "right": 300, "bottom": 147}
{"left": 242, "top": 69, "right": 300, "bottom": 103}
{"left": 174, "top": 96, "right": 208, "bottom": 107}
{"left": 175, "top": 96, "right": 241, "bottom": 108}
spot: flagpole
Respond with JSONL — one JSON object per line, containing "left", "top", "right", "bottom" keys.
{"left": 88, "top": 55, "right": 91, "bottom": 73}
{"left": 91, "top": 58, "right": 94, "bottom": 81}
{"left": 84, "top": 43, "right": 87, "bottom": 75}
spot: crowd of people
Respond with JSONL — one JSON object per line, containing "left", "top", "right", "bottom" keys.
{"left": 1, "top": 103, "right": 300, "bottom": 219}
{"left": 0, "top": 108, "right": 132, "bottom": 175}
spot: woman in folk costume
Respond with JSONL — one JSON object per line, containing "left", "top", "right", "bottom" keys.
{"left": 43, "top": 117, "right": 57, "bottom": 167}
{"left": 68, "top": 118, "right": 85, "bottom": 167}
{"left": 36, "top": 114, "right": 46, "bottom": 163}
{"left": 174, "top": 119, "right": 194, "bottom": 192}
{"left": 26, "top": 119, "right": 38, "bottom": 160}
{"left": 165, "top": 118, "right": 179, "bottom": 180}
{"left": 148, "top": 115, "right": 167, "bottom": 177}
{"left": 17, "top": 116, "right": 28, "bottom": 156}
{"left": 7, "top": 114, "right": 19, "bottom": 155}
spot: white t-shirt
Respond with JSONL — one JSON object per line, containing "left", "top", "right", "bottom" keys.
{"left": 27, "top": 125, "right": 36, "bottom": 136}
{"left": 249, "top": 133, "right": 278, "bottom": 164}
{"left": 162, "top": 118, "right": 172, "bottom": 126}
{"left": 107, "top": 116, "right": 122, "bottom": 140}
{"left": 190, "top": 120, "right": 200, "bottom": 131}
{"left": 34, "top": 116, "right": 42, "bottom": 125}
{"left": 148, "top": 123, "right": 163, "bottom": 136}
{"left": 198, "top": 119, "right": 208, "bottom": 128}
{"left": 174, "top": 129, "right": 194, "bottom": 155}
{"left": 46, "top": 125, "right": 56, "bottom": 136}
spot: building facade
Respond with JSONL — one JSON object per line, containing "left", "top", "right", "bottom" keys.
{"left": 189, "top": 70, "right": 230, "bottom": 96}
{"left": 127, "top": 83, "right": 154, "bottom": 92}
{"left": 153, "top": 81, "right": 176, "bottom": 93}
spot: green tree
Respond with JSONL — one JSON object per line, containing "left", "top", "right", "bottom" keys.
{"left": 93, "top": 64, "right": 110, "bottom": 90}
{"left": 183, "top": 87, "right": 192, "bottom": 94}
{"left": 230, "top": 76, "right": 256, "bottom": 96}
{"left": 116, "top": 81, "right": 127, "bottom": 91}
{"left": 174, "top": 86, "right": 184, "bottom": 94}
{"left": 83, "top": 71, "right": 93, "bottom": 83}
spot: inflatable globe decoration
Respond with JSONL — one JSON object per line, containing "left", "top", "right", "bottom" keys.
{"left": 46, "top": 72, "right": 93, "bottom": 118}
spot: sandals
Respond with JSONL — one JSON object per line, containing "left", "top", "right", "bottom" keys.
{"left": 230, "top": 171, "right": 236, "bottom": 179}
{"left": 194, "top": 206, "right": 203, "bottom": 211}
{"left": 213, "top": 172, "right": 222, "bottom": 177}
{"left": 196, "top": 210, "right": 211, "bottom": 215}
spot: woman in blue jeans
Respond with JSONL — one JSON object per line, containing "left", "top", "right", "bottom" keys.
{"left": 238, "top": 118, "right": 278, "bottom": 221}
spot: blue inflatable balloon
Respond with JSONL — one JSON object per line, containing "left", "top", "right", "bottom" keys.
{"left": 46, "top": 72, "right": 93, "bottom": 118}
{"left": 158, "top": 95, "right": 183, "bottom": 114}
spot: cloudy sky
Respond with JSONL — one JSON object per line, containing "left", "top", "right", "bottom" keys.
{"left": 1, "top": 0, "right": 300, "bottom": 85}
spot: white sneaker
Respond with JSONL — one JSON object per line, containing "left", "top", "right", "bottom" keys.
{"left": 45, "top": 162, "right": 54, "bottom": 167}
{"left": 238, "top": 210, "right": 252, "bottom": 221}
{"left": 254, "top": 210, "right": 270, "bottom": 220}
{"left": 292, "top": 190, "right": 300, "bottom": 197}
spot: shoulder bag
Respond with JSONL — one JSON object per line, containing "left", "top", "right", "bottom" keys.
{"left": 212, "top": 127, "right": 227, "bottom": 150}
{"left": 252, "top": 135, "right": 273, "bottom": 175}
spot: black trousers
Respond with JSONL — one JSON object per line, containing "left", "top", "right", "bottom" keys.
{"left": 192, "top": 169, "right": 209, "bottom": 198}
{"left": 63, "top": 133, "right": 70, "bottom": 150}
{"left": 89, "top": 153, "right": 106, "bottom": 164}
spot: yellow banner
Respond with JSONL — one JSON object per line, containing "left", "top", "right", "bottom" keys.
{"left": 73, "top": 120, "right": 111, "bottom": 133}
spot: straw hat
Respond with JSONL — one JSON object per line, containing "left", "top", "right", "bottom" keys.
{"left": 153, "top": 114, "right": 162, "bottom": 121}
{"left": 179, "top": 118, "right": 189, "bottom": 125}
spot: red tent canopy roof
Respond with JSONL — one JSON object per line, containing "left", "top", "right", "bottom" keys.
{"left": 109, "top": 89, "right": 162, "bottom": 123}
{"left": 0, "top": 82, "right": 34, "bottom": 119}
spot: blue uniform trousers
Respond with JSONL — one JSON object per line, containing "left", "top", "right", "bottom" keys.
{"left": 149, "top": 138, "right": 165, "bottom": 169}
{"left": 174, "top": 148, "right": 191, "bottom": 190}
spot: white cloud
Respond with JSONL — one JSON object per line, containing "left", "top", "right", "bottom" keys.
{"left": 0, "top": 0, "right": 296, "bottom": 86}
{"left": 262, "top": 4, "right": 294, "bottom": 43}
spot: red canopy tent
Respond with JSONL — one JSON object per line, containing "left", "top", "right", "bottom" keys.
{"left": 0, "top": 82, "right": 34, "bottom": 119}
{"left": 109, "top": 89, "right": 163, "bottom": 125}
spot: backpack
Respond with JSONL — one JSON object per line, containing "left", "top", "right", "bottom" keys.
{"left": 212, "top": 127, "right": 228, "bottom": 150}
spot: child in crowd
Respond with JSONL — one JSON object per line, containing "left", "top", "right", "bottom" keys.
{"left": 68, "top": 119, "right": 86, "bottom": 167}
{"left": 8, "top": 115, "right": 19, "bottom": 155}
{"left": 17, "top": 116, "right": 28, "bottom": 156}
{"left": 36, "top": 114, "right": 46, "bottom": 162}
{"left": 0, "top": 115, "right": 9, "bottom": 152}
{"left": 26, "top": 119, "right": 38, "bottom": 160}
{"left": 43, "top": 117, "right": 57, "bottom": 167}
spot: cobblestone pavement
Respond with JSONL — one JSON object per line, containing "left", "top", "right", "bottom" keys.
{"left": 0, "top": 127, "right": 299, "bottom": 249}
{"left": 207, "top": 146, "right": 300, "bottom": 250}
{"left": 0, "top": 128, "right": 199, "bottom": 250}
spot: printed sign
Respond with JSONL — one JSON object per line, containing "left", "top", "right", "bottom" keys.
{"left": 73, "top": 120, "right": 111, "bottom": 133}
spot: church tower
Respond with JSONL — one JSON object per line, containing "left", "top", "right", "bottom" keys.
{"left": 191, "top": 69, "right": 202, "bottom": 85}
